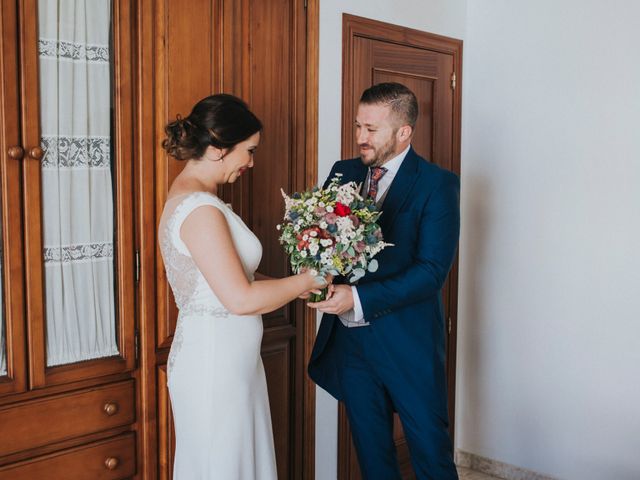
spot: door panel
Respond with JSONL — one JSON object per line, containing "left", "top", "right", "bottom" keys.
{"left": 150, "top": 1, "right": 310, "bottom": 478}
{"left": 340, "top": 15, "right": 462, "bottom": 480}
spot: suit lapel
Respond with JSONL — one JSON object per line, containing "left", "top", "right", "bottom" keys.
{"left": 341, "top": 160, "right": 368, "bottom": 187}
{"left": 378, "top": 147, "right": 420, "bottom": 232}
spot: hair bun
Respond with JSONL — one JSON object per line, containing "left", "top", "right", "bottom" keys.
{"left": 161, "top": 94, "right": 262, "bottom": 161}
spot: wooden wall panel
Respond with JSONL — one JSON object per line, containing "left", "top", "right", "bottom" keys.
{"left": 262, "top": 336, "right": 292, "bottom": 480}
{"left": 140, "top": 1, "right": 317, "bottom": 478}
{"left": 156, "top": 365, "right": 174, "bottom": 480}
{"left": 154, "top": 0, "right": 223, "bottom": 349}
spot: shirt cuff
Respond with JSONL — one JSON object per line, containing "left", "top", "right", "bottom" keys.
{"left": 351, "top": 286, "right": 365, "bottom": 323}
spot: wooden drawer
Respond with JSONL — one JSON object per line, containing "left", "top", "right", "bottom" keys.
{"left": 0, "top": 380, "right": 135, "bottom": 456}
{"left": 0, "top": 433, "right": 135, "bottom": 480}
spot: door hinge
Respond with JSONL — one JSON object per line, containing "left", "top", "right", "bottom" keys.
{"left": 134, "top": 328, "right": 140, "bottom": 362}
{"left": 135, "top": 249, "right": 140, "bottom": 283}
{"left": 448, "top": 317, "right": 452, "bottom": 334}
{"left": 451, "top": 72, "right": 456, "bottom": 90}
{"left": 304, "top": 0, "right": 308, "bottom": 9}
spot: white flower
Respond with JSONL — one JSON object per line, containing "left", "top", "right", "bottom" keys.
{"left": 309, "top": 230, "right": 318, "bottom": 237}
{"left": 326, "top": 205, "right": 334, "bottom": 213}
{"left": 276, "top": 224, "right": 281, "bottom": 230}
{"left": 300, "top": 250, "right": 307, "bottom": 258}
{"left": 303, "top": 234, "right": 309, "bottom": 241}
{"left": 319, "top": 221, "right": 328, "bottom": 229}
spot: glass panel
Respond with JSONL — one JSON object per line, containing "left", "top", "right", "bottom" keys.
{"left": 38, "top": 0, "right": 118, "bottom": 366}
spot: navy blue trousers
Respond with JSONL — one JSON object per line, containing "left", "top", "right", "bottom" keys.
{"left": 335, "top": 322, "right": 458, "bottom": 480}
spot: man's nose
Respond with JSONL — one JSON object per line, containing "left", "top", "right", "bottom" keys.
{"left": 356, "top": 129, "right": 367, "bottom": 145}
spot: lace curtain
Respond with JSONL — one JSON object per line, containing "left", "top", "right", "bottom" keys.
{"left": 39, "top": 0, "right": 118, "bottom": 366}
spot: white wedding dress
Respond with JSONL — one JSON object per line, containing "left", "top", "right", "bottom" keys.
{"left": 158, "top": 191, "right": 277, "bottom": 480}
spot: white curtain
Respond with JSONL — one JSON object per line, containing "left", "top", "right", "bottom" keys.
{"left": 39, "top": 0, "right": 117, "bottom": 366}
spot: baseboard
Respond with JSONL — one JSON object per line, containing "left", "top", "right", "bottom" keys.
{"left": 455, "top": 449, "right": 559, "bottom": 480}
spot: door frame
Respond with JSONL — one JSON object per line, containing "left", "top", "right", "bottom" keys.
{"left": 303, "top": 2, "right": 320, "bottom": 479}
{"left": 339, "top": 14, "right": 463, "bottom": 479}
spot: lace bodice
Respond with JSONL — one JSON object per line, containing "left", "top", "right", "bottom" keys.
{"left": 158, "top": 191, "right": 263, "bottom": 312}
{"left": 160, "top": 192, "right": 277, "bottom": 480}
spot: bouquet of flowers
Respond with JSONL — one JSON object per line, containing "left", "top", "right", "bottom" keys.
{"left": 277, "top": 173, "right": 392, "bottom": 301}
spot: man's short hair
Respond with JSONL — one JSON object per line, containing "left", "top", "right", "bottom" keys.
{"left": 360, "top": 82, "right": 418, "bottom": 129}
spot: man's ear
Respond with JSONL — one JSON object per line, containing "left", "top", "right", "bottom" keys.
{"left": 397, "top": 125, "right": 413, "bottom": 142}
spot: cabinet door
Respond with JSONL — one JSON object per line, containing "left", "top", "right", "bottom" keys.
{"left": 0, "top": 0, "right": 27, "bottom": 396}
{"left": 19, "top": 0, "right": 136, "bottom": 388}
{"left": 149, "top": 0, "right": 312, "bottom": 477}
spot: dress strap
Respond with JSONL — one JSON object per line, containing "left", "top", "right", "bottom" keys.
{"left": 169, "top": 192, "right": 227, "bottom": 256}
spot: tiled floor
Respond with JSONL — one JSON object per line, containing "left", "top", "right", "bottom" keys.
{"left": 458, "top": 466, "right": 503, "bottom": 480}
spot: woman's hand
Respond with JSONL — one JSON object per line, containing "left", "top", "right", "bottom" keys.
{"left": 297, "top": 270, "right": 334, "bottom": 299}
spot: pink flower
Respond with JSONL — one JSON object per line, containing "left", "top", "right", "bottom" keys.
{"left": 349, "top": 214, "right": 360, "bottom": 227}
{"left": 355, "top": 241, "right": 366, "bottom": 253}
{"left": 324, "top": 213, "right": 338, "bottom": 224}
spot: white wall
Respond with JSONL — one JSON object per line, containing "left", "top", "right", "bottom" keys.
{"left": 316, "top": 2, "right": 467, "bottom": 478}
{"left": 457, "top": 1, "right": 640, "bottom": 479}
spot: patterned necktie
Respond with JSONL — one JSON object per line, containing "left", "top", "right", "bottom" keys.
{"left": 367, "top": 166, "right": 388, "bottom": 201}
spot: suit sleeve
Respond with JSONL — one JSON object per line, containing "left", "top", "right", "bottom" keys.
{"left": 356, "top": 173, "right": 460, "bottom": 320}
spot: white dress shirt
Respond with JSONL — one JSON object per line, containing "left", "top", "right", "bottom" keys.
{"left": 338, "top": 144, "right": 411, "bottom": 328}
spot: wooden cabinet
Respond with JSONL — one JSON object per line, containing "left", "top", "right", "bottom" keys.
{"left": 136, "top": 0, "right": 318, "bottom": 478}
{"left": 0, "top": 0, "right": 138, "bottom": 475}
{"left": 1, "top": 0, "right": 318, "bottom": 477}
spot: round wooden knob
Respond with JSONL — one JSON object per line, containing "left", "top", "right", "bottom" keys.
{"left": 7, "top": 146, "right": 24, "bottom": 159}
{"left": 103, "top": 402, "right": 119, "bottom": 416}
{"left": 104, "top": 457, "right": 119, "bottom": 470}
{"left": 28, "top": 146, "right": 44, "bottom": 160}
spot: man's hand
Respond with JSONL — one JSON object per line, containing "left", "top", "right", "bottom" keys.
{"left": 307, "top": 284, "right": 353, "bottom": 315}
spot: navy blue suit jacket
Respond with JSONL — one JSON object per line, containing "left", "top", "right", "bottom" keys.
{"left": 308, "top": 147, "right": 460, "bottom": 420}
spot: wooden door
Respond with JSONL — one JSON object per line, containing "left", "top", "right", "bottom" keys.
{"left": 340, "top": 14, "right": 463, "bottom": 480}
{"left": 138, "top": 0, "right": 318, "bottom": 478}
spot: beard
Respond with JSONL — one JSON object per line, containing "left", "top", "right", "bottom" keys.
{"left": 359, "top": 133, "right": 398, "bottom": 167}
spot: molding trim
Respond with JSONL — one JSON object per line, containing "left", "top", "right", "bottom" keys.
{"left": 303, "top": 1, "right": 320, "bottom": 479}
{"left": 455, "top": 450, "right": 558, "bottom": 480}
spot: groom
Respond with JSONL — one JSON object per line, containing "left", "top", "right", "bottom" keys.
{"left": 308, "top": 82, "right": 460, "bottom": 479}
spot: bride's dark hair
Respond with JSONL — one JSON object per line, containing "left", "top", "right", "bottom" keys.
{"left": 162, "top": 94, "right": 262, "bottom": 161}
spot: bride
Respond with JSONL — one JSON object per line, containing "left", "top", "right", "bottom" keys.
{"left": 158, "top": 94, "right": 328, "bottom": 479}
